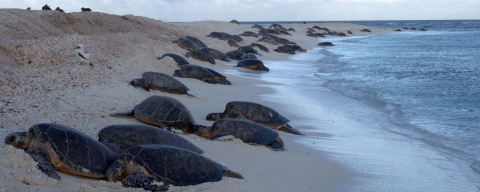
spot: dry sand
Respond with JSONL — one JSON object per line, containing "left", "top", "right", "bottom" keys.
{"left": 0, "top": 9, "right": 394, "bottom": 191}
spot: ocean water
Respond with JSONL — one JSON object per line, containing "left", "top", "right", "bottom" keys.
{"left": 229, "top": 20, "right": 480, "bottom": 191}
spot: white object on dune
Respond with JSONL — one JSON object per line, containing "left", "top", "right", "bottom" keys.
{"left": 74, "top": 44, "right": 92, "bottom": 65}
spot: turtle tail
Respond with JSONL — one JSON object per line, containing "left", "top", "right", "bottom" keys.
{"left": 224, "top": 170, "right": 244, "bottom": 179}
{"left": 110, "top": 110, "right": 134, "bottom": 117}
{"left": 278, "top": 124, "right": 304, "bottom": 135}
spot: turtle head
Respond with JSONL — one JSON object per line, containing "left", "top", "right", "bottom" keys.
{"left": 106, "top": 159, "right": 124, "bottom": 182}
{"left": 193, "top": 125, "right": 213, "bottom": 139}
{"left": 208, "top": 58, "right": 215, "bottom": 64}
{"left": 206, "top": 113, "right": 221, "bottom": 121}
{"left": 4, "top": 132, "right": 30, "bottom": 149}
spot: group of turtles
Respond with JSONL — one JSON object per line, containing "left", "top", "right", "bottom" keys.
{"left": 4, "top": 94, "right": 302, "bottom": 191}
{"left": 4, "top": 22, "right": 343, "bottom": 191}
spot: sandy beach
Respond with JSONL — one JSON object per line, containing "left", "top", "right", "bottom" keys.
{"left": 0, "top": 9, "right": 394, "bottom": 191}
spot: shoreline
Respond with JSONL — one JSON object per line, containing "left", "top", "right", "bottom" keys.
{"left": 1, "top": 9, "right": 394, "bottom": 191}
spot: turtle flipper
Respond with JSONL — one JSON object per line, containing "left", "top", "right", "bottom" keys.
{"left": 122, "top": 173, "right": 169, "bottom": 192}
{"left": 223, "top": 170, "right": 244, "bottom": 179}
{"left": 278, "top": 124, "right": 304, "bottom": 135}
{"left": 110, "top": 110, "right": 134, "bottom": 117}
{"left": 26, "top": 148, "right": 61, "bottom": 180}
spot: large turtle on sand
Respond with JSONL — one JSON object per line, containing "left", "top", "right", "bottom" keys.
{"left": 199, "top": 47, "right": 231, "bottom": 62}
{"left": 206, "top": 101, "right": 303, "bottom": 135}
{"left": 185, "top": 50, "right": 216, "bottom": 64}
{"left": 236, "top": 59, "right": 269, "bottom": 71}
{"left": 185, "top": 36, "right": 207, "bottom": 49}
{"left": 110, "top": 95, "right": 197, "bottom": 133}
{"left": 98, "top": 124, "right": 204, "bottom": 154}
{"left": 274, "top": 45, "right": 295, "bottom": 54}
{"left": 174, "top": 38, "right": 198, "bottom": 51}
{"left": 130, "top": 72, "right": 190, "bottom": 95}
{"left": 174, "top": 64, "right": 231, "bottom": 85}
{"left": 194, "top": 118, "right": 284, "bottom": 151}
{"left": 4, "top": 123, "right": 120, "bottom": 180}
{"left": 226, "top": 50, "right": 245, "bottom": 60}
{"left": 238, "top": 46, "right": 262, "bottom": 55}
{"left": 107, "top": 144, "right": 243, "bottom": 191}
{"left": 227, "top": 39, "right": 239, "bottom": 47}
{"left": 157, "top": 53, "right": 190, "bottom": 66}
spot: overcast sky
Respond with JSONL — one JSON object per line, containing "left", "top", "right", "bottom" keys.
{"left": 1, "top": 0, "right": 479, "bottom": 22}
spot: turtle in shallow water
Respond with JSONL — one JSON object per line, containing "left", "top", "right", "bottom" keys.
{"left": 98, "top": 124, "right": 204, "bottom": 154}
{"left": 194, "top": 118, "right": 284, "bottom": 151}
{"left": 236, "top": 59, "right": 269, "bottom": 71}
{"left": 174, "top": 64, "right": 231, "bottom": 85}
{"left": 4, "top": 123, "right": 120, "bottom": 180}
{"left": 107, "top": 144, "right": 243, "bottom": 191}
{"left": 185, "top": 50, "right": 216, "bottom": 64}
{"left": 174, "top": 38, "right": 198, "bottom": 51}
{"left": 130, "top": 72, "right": 190, "bottom": 94}
{"left": 185, "top": 36, "right": 207, "bottom": 49}
{"left": 199, "top": 47, "right": 231, "bottom": 62}
{"left": 110, "top": 95, "right": 197, "bottom": 133}
{"left": 206, "top": 101, "right": 303, "bottom": 135}
{"left": 157, "top": 53, "right": 190, "bottom": 66}
{"left": 274, "top": 45, "right": 295, "bottom": 54}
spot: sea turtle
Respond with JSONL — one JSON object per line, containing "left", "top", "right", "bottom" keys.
{"left": 361, "top": 29, "right": 372, "bottom": 32}
{"left": 258, "top": 35, "right": 279, "bottom": 45}
{"left": 236, "top": 59, "right": 269, "bottom": 71}
{"left": 157, "top": 53, "right": 190, "bottom": 66}
{"left": 274, "top": 46, "right": 295, "bottom": 54}
{"left": 227, "top": 39, "right": 239, "bottom": 47}
{"left": 239, "top": 31, "right": 258, "bottom": 37}
{"left": 199, "top": 47, "right": 231, "bottom": 62}
{"left": 219, "top": 32, "right": 234, "bottom": 41}
{"left": 185, "top": 50, "right": 216, "bottom": 64}
{"left": 186, "top": 36, "right": 208, "bottom": 49}
{"left": 110, "top": 95, "right": 197, "bottom": 133}
{"left": 239, "top": 53, "right": 257, "bottom": 60}
{"left": 194, "top": 118, "right": 284, "bottom": 151}
{"left": 4, "top": 123, "right": 120, "bottom": 180}
{"left": 174, "top": 64, "right": 231, "bottom": 85}
{"left": 207, "top": 31, "right": 223, "bottom": 39}
{"left": 229, "top": 20, "right": 240, "bottom": 24}
{"left": 174, "top": 38, "right": 198, "bottom": 51}
{"left": 312, "top": 26, "right": 322, "bottom": 30}
{"left": 286, "top": 44, "right": 307, "bottom": 52}
{"left": 98, "top": 124, "right": 204, "bottom": 154}
{"left": 226, "top": 50, "right": 245, "bottom": 60}
{"left": 269, "top": 24, "right": 287, "bottom": 31}
{"left": 130, "top": 72, "right": 190, "bottom": 94}
{"left": 287, "top": 28, "right": 296, "bottom": 32}
{"left": 318, "top": 42, "right": 334, "bottom": 46}
{"left": 251, "top": 24, "right": 264, "bottom": 30}
{"left": 238, "top": 46, "right": 262, "bottom": 55}
{"left": 277, "top": 37, "right": 291, "bottom": 44}
{"left": 250, "top": 43, "right": 269, "bottom": 52}
{"left": 106, "top": 144, "right": 243, "bottom": 191}
{"left": 206, "top": 101, "right": 303, "bottom": 135}
{"left": 231, "top": 35, "right": 244, "bottom": 43}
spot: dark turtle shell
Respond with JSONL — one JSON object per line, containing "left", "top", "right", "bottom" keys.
{"left": 122, "top": 145, "right": 241, "bottom": 186}
{"left": 219, "top": 32, "right": 234, "bottom": 40}
{"left": 207, "top": 31, "right": 223, "bottom": 39}
{"left": 185, "top": 50, "right": 215, "bottom": 64}
{"left": 173, "top": 64, "right": 231, "bottom": 85}
{"left": 132, "top": 72, "right": 189, "bottom": 94}
{"left": 239, "top": 53, "right": 257, "bottom": 60}
{"left": 98, "top": 124, "right": 203, "bottom": 154}
{"left": 157, "top": 53, "right": 190, "bottom": 66}
{"left": 274, "top": 45, "right": 295, "bottom": 54}
{"left": 236, "top": 59, "right": 269, "bottom": 71}
{"left": 209, "top": 118, "right": 283, "bottom": 150}
{"left": 176, "top": 38, "right": 198, "bottom": 51}
{"left": 21, "top": 123, "right": 120, "bottom": 178}
{"left": 239, "top": 31, "right": 258, "bottom": 37}
{"left": 206, "top": 101, "right": 303, "bottom": 135}
{"left": 111, "top": 95, "right": 196, "bottom": 133}
{"left": 226, "top": 50, "right": 245, "bottom": 60}
{"left": 227, "top": 39, "right": 239, "bottom": 47}
{"left": 238, "top": 46, "right": 261, "bottom": 55}
{"left": 185, "top": 36, "right": 207, "bottom": 49}
{"left": 250, "top": 43, "right": 269, "bottom": 52}
{"left": 199, "top": 47, "right": 230, "bottom": 61}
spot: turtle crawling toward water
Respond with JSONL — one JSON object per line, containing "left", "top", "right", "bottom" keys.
{"left": 236, "top": 59, "right": 269, "bottom": 71}
{"left": 98, "top": 124, "right": 204, "bottom": 154}
{"left": 107, "top": 144, "right": 243, "bottom": 191}
{"left": 206, "top": 101, "right": 303, "bottom": 135}
{"left": 110, "top": 95, "right": 197, "bottom": 133}
{"left": 4, "top": 123, "right": 120, "bottom": 180}
{"left": 195, "top": 118, "right": 284, "bottom": 151}
{"left": 130, "top": 72, "right": 190, "bottom": 95}
{"left": 174, "top": 64, "right": 231, "bottom": 85}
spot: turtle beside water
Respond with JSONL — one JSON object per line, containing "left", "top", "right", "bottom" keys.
{"left": 130, "top": 71, "right": 190, "bottom": 95}
{"left": 174, "top": 64, "right": 231, "bottom": 85}
{"left": 206, "top": 101, "right": 303, "bottom": 135}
